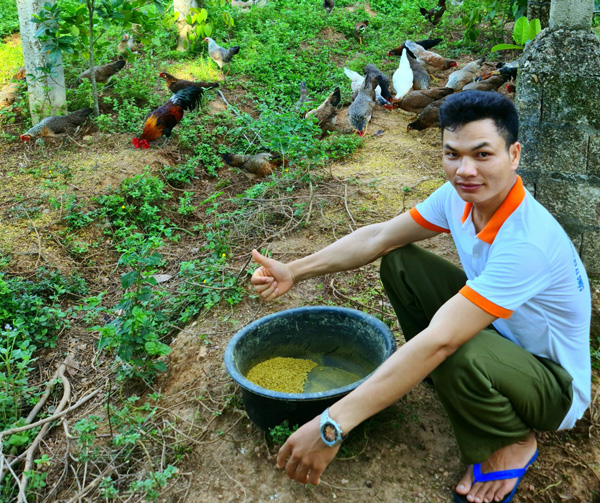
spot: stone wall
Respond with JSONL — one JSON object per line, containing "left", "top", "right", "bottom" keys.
{"left": 517, "top": 28, "right": 600, "bottom": 335}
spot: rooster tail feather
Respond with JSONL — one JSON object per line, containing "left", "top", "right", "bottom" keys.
{"left": 229, "top": 46, "right": 241, "bottom": 56}
{"left": 170, "top": 86, "right": 203, "bottom": 112}
{"left": 331, "top": 87, "right": 341, "bottom": 107}
{"left": 113, "top": 59, "right": 126, "bottom": 71}
{"left": 419, "top": 7, "right": 428, "bottom": 16}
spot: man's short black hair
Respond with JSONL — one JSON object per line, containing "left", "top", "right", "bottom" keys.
{"left": 439, "top": 90, "right": 519, "bottom": 147}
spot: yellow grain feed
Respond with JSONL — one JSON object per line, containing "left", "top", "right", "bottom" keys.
{"left": 246, "top": 357, "right": 318, "bottom": 393}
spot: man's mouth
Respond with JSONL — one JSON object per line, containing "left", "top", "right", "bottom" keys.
{"left": 457, "top": 183, "right": 482, "bottom": 192}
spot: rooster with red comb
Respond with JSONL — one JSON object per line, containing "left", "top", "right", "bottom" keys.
{"left": 132, "top": 86, "right": 203, "bottom": 149}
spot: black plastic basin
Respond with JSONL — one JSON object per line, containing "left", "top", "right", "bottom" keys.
{"left": 224, "top": 306, "right": 396, "bottom": 430}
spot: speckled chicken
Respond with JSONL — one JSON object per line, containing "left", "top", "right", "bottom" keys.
{"left": 76, "top": 59, "right": 126, "bottom": 85}
{"left": 20, "top": 108, "right": 93, "bottom": 141}
{"left": 404, "top": 40, "right": 456, "bottom": 73}
{"left": 348, "top": 75, "right": 376, "bottom": 137}
{"left": 223, "top": 152, "right": 277, "bottom": 177}
{"left": 407, "top": 96, "right": 449, "bottom": 132}
{"left": 323, "top": 0, "right": 334, "bottom": 14}
{"left": 396, "top": 87, "right": 453, "bottom": 114}
{"left": 446, "top": 58, "right": 485, "bottom": 91}
{"left": 387, "top": 38, "right": 442, "bottom": 57}
{"left": 305, "top": 87, "right": 341, "bottom": 135}
{"left": 159, "top": 72, "right": 219, "bottom": 94}
{"left": 344, "top": 67, "right": 392, "bottom": 110}
{"left": 294, "top": 82, "right": 310, "bottom": 112}
{"left": 204, "top": 37, "right": 240, "bottom": 70}
{"left": 407, "top": 53, "right": 430, "bottom": 90}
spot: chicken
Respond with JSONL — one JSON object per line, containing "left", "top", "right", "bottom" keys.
{"left": 404, "top": 40, "right": 457, "bottom": 73}
{"left": 392, "top": 49, "right": 413, "bottom": 100}
{"left": 323, "top": 0, "right": 334, "bottom": 14}
{"left": 406, "top": 96, "right": 449, "bottom": 132}
{"left": 387, "top": 38, "right": 442, "bottom": 57}
{"left": 76, "top": 59, "right": 126, "bottom": 85}
{"left": 0, "top": 67, "right": 25, "bottom": 110}
{"left": 223, "top": 152, "right": 276, "bottom": 177}
{"left": 204, "top": 37, "right": 240, "bottom": 70}
{"left": 305, "top": 87, "right": 341, "bottom": 135}
{"left": 364, "top": 64, "right": 394, "bottom": 103}
{"left": 463, "top": 73, "right": 510, "bottom": 92}
{"left": 117, "top": 33, "right": 139, "bottom": 58}
{"left": 159, "top": 72, "right": 219, "bottom": 94}
{"left": 348, "top": 74, "right": 376, "bottom": 137}
{"left": 20, "top": 108, "right": 93, "bottom": 141}
{"left": 344, "top": 68, "right": 392, "bottom": 110}
{"left": 446, "top": 58, "right": 485, "bottom": 91}
{"left": 354, "top": 21, "right": 369, "bottom": 44}
{"left": 407, "top": 53, "right": 430, "bottom": 90}
{"left": 396, "top": 87, "right": 453, "bottom": 114}
{"left": 419, "top": 0, "right": 447, "bottom": 25}
{"left": 294, "top": 81, "right": 310, "bottom": 112}
{"left": 132, "top": 87, "right": 203, "bottom": 148}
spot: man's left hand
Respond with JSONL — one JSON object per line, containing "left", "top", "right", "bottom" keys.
{"left": 276, "top": 415, "right": 340, "bottom": 485}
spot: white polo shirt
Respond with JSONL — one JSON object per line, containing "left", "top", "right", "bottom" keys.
{"left": 409, "top": 176, "right": 591, "bottom": 430}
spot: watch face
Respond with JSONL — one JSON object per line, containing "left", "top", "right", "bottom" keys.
{"left": 323, "top": 423, "right": 337, "bottom": 442}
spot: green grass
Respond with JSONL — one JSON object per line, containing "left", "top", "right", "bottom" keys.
{"left": 0, "top": 34, "right": 23, "bottom": 88}
{"left": 0, "top": 0, "right": 18, "bottom": 38}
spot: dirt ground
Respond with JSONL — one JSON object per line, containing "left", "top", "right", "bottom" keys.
{"left": 2, "top": 40, "right": 600, "bottom": 503}
{"left": 156, "top": 105, "right": 600, "bottom": 503}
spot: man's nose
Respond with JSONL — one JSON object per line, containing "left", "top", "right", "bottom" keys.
{"left": 456, "top": 156, "right": 478, "bottom": 177}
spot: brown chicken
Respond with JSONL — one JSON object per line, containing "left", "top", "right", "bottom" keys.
{"left": 305, "top": 87, "right": 341, "bottom": 135}
{"left": 223, "top": 152, "right": 276, "bottom": 177}
{"left": 407, "top": 54, "right": 430, "bottom": 90}
{"left": 117, "top": 33, "right": 139, "bottom": 58}
{"left": 387, "top": 38, "right": 442, "bottom": 57}
{"left": 446, "top": 58, "right": 485, "bottom": 91}
{"left": 0, "top": 67, "right": 25, "bottom": 110}
{"left": 20, "top": 108, "right": 93, "bottom": 141}
{"left": 407, "top": 96, "right": 449, "bottom": 132}
{"left": 419, "top": 0, "right": 446, "bottom": 25}
{"left": 133, "top": 87, "right": 202, "bottom": 148}
{"left": 354, "top": 21, "right": 369, "bottom": 44}
{"left": 159, "top": 72, "right": 219, "bottom": 94}
{"left": 396, "top": 87, "right": 453, "bottom": 114}
{"left": 76, "top": 59, "right": 126, "bottom": 85}
{"left": 463, "top": 73, "right": 510, "bottom": 92}
{"left": 404, "top": 40, "right": 456, "bottom": 73}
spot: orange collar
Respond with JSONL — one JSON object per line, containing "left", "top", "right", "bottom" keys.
{"left": 460, "top": 176, "right": 525, "bottom": 244}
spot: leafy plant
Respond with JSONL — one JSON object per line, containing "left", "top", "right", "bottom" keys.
{"left": 95, "top": 234, "right": 171, "bottom": 380}
{"left": 267, "top": 420, "right": 298, "bottom": 444}
{"left": 491, "top": 16, "right": 542, "bottom": 52}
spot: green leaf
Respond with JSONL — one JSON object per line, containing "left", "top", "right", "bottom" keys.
{"left": 199, "top": 8, "right": 208, "bottom": 22}
{"left": 121, "top": 271, "right": 138, "bottom": 289}
{"left": 529, "top": 18, "right": 541, "bottom": 40}
{"left": 204, "top": 22, "right": 213, "bottom": 37}
{"left": 145, "top": 340, "right": 171, "bottom": 356}
{"left": 513, "top": 16, "right": 530, "bottom": 45}
{"left": 70, "top": 26, "right": 80, "bottom": 36}
{"left": 491, "top": 43, "right": 524, "bottom": 52}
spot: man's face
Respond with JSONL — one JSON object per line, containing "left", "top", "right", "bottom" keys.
{"left": 442, "top": 118, "right": 521, "bottom": 211}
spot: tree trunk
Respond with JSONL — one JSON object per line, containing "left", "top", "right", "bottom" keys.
{"left": 549, "top": 0, "right": 594, "bottom": 29}
{"left": 174, "top": 0, "right": 198, "bottom": 51}
{"left": 87, "top": 0, "right": 100, "bottom": 117}
{"left": 16, "top": 0, "right": 66, "bottom": 125}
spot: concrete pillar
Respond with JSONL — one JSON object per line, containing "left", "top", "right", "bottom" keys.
{"left": 16, "top": 0, "right": 66, "bottom": 124}
{"left": 517, "top": 0, "right": 600, "bottom": 335}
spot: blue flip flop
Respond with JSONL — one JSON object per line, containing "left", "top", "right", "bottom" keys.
{"left": 453, "top": 449, "right": 539, "bottom": 503}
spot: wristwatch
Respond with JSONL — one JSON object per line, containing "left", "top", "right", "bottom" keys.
{"left": 319, "top": 408, "right": 347, "bottom": 447}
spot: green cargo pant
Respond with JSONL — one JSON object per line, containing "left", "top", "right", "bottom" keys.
{"left": 380, "top": 244, "right": 573, "bottom": 464}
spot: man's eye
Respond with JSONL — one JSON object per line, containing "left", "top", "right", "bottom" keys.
{"left": 478, "top": 152, "right": 490, "bottom": 158}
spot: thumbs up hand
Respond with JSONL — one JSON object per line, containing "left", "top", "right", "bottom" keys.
{"left": 250, "top": 249, "right": 295, "bottom": 301}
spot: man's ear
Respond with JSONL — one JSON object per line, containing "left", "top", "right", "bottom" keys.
{"left": 509, "top": 141, "right": 521, "bottom": 171}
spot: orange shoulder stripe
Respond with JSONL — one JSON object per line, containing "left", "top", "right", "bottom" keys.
{"left": 477, "top": 176, "right": 525, "bottom": 244}
{"left": 459, "top": 285, "right": 513, "bottom": 319}
{"left": 409, "top": 207, "right": 450, "bottom": 234}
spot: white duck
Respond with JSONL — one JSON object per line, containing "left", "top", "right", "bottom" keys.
{"left": 392, "top": 49, "right": 413, "bottom": 100}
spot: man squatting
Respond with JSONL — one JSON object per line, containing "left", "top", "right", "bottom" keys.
{"left": 250, "top": 90, "right": 591, "bottom": 503}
